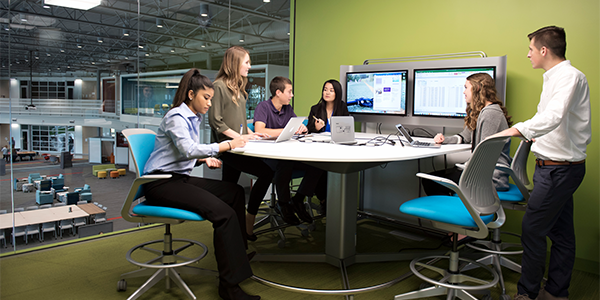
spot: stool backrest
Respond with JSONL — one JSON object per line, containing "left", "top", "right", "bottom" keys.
{"left": 121, "top": 128, "right": 172, "bottom": 224}
{"left": 122, "top": 129, "right": 157, "bottom": 177}
{"left": 459, "top": 136, "right": 509, "bottom": 216}
{"left": 511, "top": 140, "right": 533, "bottom": 191}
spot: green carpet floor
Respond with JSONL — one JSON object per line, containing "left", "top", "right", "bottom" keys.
{"left": 1, "top": 218, "right": 598, "bottom": 300}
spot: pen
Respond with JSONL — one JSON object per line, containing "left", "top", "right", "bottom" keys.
{"left": 240, "top": 124, "right": 243, "bottom": 136}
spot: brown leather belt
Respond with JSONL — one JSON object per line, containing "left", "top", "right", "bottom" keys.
{"left": 536, "top": 159, "right": 585, "bottom": 166}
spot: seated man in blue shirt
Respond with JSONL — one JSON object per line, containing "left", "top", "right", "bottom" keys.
{"left": 253, "top": 76, "right": 326, "bottom": 225}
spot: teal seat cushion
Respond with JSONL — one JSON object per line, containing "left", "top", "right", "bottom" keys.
{"left": 400, "top": 195, "right": 495, "bottom": 227}
{"left": 497, "top": 184, "right": 524, "bottom": 202}
{"left": 133, "top": 202, "right": 205, "bottom": 221}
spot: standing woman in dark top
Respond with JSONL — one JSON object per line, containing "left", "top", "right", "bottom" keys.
{"left": 307, "top": 79, "right": 350, "bottom": 133}
{"left": 208, "top": 46, "right": 274, "bottom": 241}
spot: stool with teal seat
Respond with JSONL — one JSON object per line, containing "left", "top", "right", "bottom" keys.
{"left": 395, "top": 136, "right": 509, "bottom": 300}
{"left": 117, "top": 128, "right": 217, "bottom": 300}
{"left": 461, "top": 139, "right": 532, "bottom": 299}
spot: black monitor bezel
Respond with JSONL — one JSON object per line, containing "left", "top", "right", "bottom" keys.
{"left": 411, "top": 66, "right": 497, "bottom": 119}
{"left": 345, "top": 69, "right": 409, "bottom": 116}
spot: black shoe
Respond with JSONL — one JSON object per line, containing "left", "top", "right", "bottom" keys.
{"left": 278, "top": 202, "right": 301, "bottom": 225}
{"left": 320, "top": 200, "right": 326, "bottom": 216}
{"left": 292, "top": 200, "right": 313, "bottom": 223}
{"left": 246, "top": 233, "right": 257, "bottom": 242}
{"left": 218, "top": 282, "right": 261, "bottom": 300}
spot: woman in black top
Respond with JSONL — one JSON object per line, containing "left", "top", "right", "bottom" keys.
{"left": 307, "top": 79, "right": 349, "bottom": 133}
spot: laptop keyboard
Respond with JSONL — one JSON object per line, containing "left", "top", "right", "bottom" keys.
{"left": 413, "top": 140, "right": 434, "bottom": 147}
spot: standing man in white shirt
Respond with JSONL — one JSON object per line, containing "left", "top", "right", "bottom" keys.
{"left": 491, "top": 26, "right": 591, "bottom": 300}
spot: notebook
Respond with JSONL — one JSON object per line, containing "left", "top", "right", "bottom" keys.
{"left": 251, "top": 117, "right": 305, "bottom": 143}
{"left": 395, "top": 124, "right": 441, "bottom": 148}
{"left": 331, "top": 116, "right": 358, "bottom": 145}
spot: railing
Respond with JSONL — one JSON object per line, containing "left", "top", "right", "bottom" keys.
{"left": 0, "top": 98, "right": 121, "bottom": 120}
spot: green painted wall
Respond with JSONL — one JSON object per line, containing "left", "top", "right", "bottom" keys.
{"left": 291, "top": 0, "right": 599, "bottom": 273}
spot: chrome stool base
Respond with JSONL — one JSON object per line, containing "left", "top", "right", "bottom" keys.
{"left": 462, "top": 230, "right": 523, "bottom": 296}
{"left": 118, "top": 231, "right": 216, "bottom": 300}
{"left": 395, "top": 253, "right": 499, "bottom": 300}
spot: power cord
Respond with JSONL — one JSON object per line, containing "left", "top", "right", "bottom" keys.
{"left": 412, "top": 127, "right": 436, "bottom": 138}
{"left": 362, "top": 133, "right": 396, "bottom": 146}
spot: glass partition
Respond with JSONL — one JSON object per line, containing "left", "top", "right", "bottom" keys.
{"left": 121, "top": 69, "right": 217, "bottom": 118}
{"left": 1, "top": 0, "right": 290, "bottom": 254}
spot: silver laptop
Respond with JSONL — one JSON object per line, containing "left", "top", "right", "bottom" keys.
{"left": 252, "top": 117, "right": 305, "bottom": 143}
{"left": 395, "top": 124, "right": 440, "bottom": 148}
{"left": 331, "top": 116, "right": 358, "bottom": 145}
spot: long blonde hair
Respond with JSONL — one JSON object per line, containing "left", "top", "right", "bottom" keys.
{"left": 215, "top": 46, "right": 249, "bottom": 106}
{"left": 464, "top": 73, "right": 512, "bottom": 131}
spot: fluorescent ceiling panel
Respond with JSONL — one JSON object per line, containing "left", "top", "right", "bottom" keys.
{"left": 44, "top": 0, "right": 101, "bottom": 10}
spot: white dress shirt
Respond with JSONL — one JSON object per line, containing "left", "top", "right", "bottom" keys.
{"left": 144, "top": 103, "right": 219, "bottom": 175}
{"left": 513, "top": 60, "right": 591, "bottom": 162}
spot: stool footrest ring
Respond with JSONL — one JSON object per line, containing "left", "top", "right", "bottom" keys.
{"left": 126, "top": 238, "right": 208, "bottom": 269}
{"left": 409, "top": 255, "right": 499, "bottom": 291}
{"left": 250, "top": 270, "right": 412, "bottom": 296}
{"left": 466, "top": 241, "right": 523, "bottom": 255}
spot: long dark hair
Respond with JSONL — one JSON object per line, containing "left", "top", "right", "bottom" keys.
{"left": 315, "top": 79, "right": 345, "bottom": 114}
{"left": 172, "top": 68, "right": 214, "bottom": 109}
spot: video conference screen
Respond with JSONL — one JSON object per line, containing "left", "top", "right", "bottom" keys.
{"left": 412, "top": 67, "right": 496, "bottom": 118}
{"left": 345, "top": 70, "right": 408, "bottom": 116}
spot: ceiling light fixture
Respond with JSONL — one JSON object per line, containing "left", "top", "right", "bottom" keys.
{"left": 97, "top": 37, "right": 103, "bottom": 43}
{"left": 239, "top": 34, "right": 245, "bottom": 43}
{"left": 156, "top": 19, "right": 163, "bottom": 28}
{"left": 44, "top": 0, "right": 101, "bottom": 11}
{"left": 123, "top": 29, "right": 129, "bottom": 36}
{"left": 200, "top": 4, "right": 209, "bottom": 17}
{"left": 263, "top": 0, "right": 271, "bottom": 2}
{"left": 77, "top": 44, "right": 82, "bottom": 48}
{"left": 170, "top": 48, "right": 175, "bottom": 53}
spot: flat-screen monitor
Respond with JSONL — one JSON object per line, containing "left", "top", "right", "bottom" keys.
{"left": 412, "top": 67, "right": 496, "bottom": 118}
{"left": 346, "top": 70, "right": 408, "bottom": 116}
